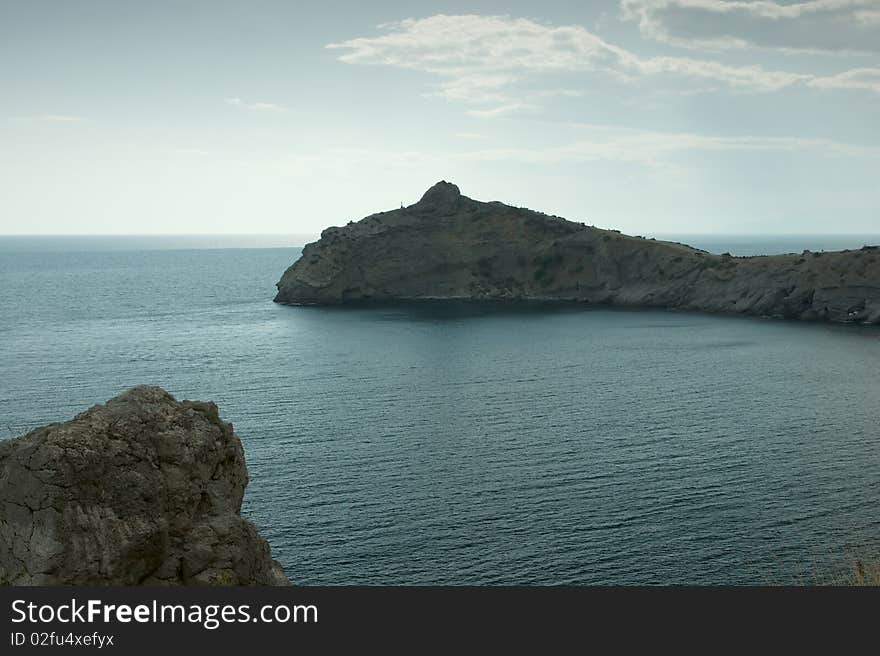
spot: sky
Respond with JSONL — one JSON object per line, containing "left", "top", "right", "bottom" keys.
{"left": 1, "top": 0, "right": 878, "bottom": 236}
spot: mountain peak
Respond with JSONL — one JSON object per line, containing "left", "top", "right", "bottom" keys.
{"left": 417, "top": 180, "right": 461, "bottom": 207}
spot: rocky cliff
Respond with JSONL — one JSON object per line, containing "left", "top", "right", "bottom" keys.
{"left": 274, "top": 181, "right": 880, "bottom": 324}
{"left": 0, "top": 386, "right": 289, "bottom": 586}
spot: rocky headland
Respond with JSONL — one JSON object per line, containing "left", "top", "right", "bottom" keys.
{"left": 274, "top": 181, "right": 880, "bottom": 324}
{"left": 0, "top": 386, "right": 289, "bottom": 586}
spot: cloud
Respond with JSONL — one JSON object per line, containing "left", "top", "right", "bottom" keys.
{"left": 620, "top": 0, "right": 880, "bottom": 53}
{"left": 806, "top": 67, "right": 880, "bottom": 91}
{"left": 328, "top": 15, "right": 629, "bottom": 105}
{"left": 466, "top": 103, "right": 538, "bottom": 118}
{"left": 856, "top": 8, "right": 880, "bottom": 24}
{"left": 271, "top": 125, "right": 878, "bottom": 177}
{"left": 326, "top": 13, "right": 880, "bottom": 108}
{"left": 633, "top": 56, "right": 811, "bottom": 90}
{"left": 36, "top": 114, "right": 83, "bottom": 122}
{"left": 4, "top": 114, "right": 84, "bottom": 124}
{"left": 457, "top": 127, "right": 880, "bottom": 166}
{"left": 224, "top": 97, "right": 285, "bottom": 111}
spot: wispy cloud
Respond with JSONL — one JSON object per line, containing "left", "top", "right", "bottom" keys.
{"left": 224, "top": 97, "right": 286, "bottom": 111}
{"left": 458, "top": 129, "right": 880, "bottom": 167}
{"left": 620, "top": 0, "right": 880, "bottom": 54}
{"left": 327, "top": 14, "right": 632, "bottom": 106}
{"left": 326, "top": 13, "right": 880, "bottom": 111}
{"left": 35, "top": 114, "right": 84, "bottom": 122}
{"left": 806, "top": 67, "right": 880, "bottom": 91}
{"left": 466, "top": 103, "right": 538, "bottom": 119}
{"left": 271, "top": 125, "right": 878, "bottom": 176}
{"left": 4, "top": 114, "right": 85, "bottom": 124}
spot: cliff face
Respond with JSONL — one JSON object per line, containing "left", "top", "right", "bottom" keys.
{"left": 0, "top": 386, "right": 289, "bottom": 586}
{"left": 274, "top": 181, "right": 880, "bottom": 324}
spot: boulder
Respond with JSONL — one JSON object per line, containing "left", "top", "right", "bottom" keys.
{"left": 0, "top": 386, "right": 289, "bottom": 585}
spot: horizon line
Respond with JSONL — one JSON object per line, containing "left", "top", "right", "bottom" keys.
{"left": 2, "top": 232, "right": 880, "bottom": 238}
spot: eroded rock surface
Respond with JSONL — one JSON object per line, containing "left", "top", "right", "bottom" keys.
{"left": 0, "top": 386, "right": 289, "bottom": 585}
{"left": 274, "top": 181, "right": 880, "bottom": 324}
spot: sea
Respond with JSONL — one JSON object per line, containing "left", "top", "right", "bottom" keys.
{"left": 1, "top": 233, "right": 879, "bottom": 585}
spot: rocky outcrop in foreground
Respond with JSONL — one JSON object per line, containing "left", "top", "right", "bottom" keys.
{"left": 0, "top": 386, "right": 288, "bottom": 585}
{"left": 275, "top": 181, "right": 880, "bottom": 324}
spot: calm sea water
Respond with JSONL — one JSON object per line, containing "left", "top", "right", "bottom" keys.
{"left": 1, "top": 234, "right": 879, "bottom": 584}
